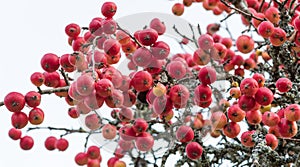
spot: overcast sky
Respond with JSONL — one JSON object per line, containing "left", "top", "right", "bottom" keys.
{"left": 0, "top": 0, "right": 245, "bottom": 166}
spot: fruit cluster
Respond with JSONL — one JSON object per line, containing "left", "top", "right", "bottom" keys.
{"left": 1, "top": 0, "right": 300, "bottom": 167}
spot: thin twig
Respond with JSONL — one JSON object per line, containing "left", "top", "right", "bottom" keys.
{"left": 189, "top": 23, "right": 199, "bottom": 48}
{"left": 220, "top": 0, "right": 265, "bottom": 22}
{"left": 116, "top": 23, "right": 143, "bottom": 47}
{"left": 59, "top": 68, "right": 70, "bottom": 86}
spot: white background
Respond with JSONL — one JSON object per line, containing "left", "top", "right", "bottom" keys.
{"left": 0, "top": 0, "right": 245, "bottom": 166}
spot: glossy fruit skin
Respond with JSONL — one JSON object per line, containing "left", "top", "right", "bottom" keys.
{"left": 40, "top": 53, "right": 60, "bottom": 73}
{"left": 20, "top": 136, "right": 34, "bottom": 150}
{"left": 265, "top": 7, "right": 280, "bottom": 24}
{"left": 252, "top": 13, "right": 265, "bottom": 28}
{"left": 105, "top": 90, "right": 124, "bottom": 108}
{"left": 130, "top": 71, "right": 153, "bottom": 92}
{"left": 262, "top": 111, "right": 280, "bottom": 126}
{"left": 102, "top": 124, "right": 117, "bottom": 140}
{"left": 132, "top": 118, "right": 148, "bottom": 134}
{"left": 229, "top": 88, "right": 241, "bottom": 99}
{"left": 240, "top": 78, "right": 259, "bottom": 96}
{"left": 152, "top": 83, "right": 167, "bottom": 97}
{"left": 76, "top": 74, "right": 95, "bottom": 97}
{"left": 25, "top": 91, "right": 41, "bottom": 108}
{"left": 172, "top": 3, "right": 185, "bottom": 16}
{"left": 116, "top": 30, "right": 130, "bottom": 45}
{"left": 210, "top": 43, "right": 227, "bottom": 60}
{"left": 11, "top": 111, "right": 28, "bottom": 129}
{"left": 4, "top": 92, "right": 25, "bottom": 112}
{"left": 223, "top": 122, "right": 241, "bottom": 138}
{"left": 193, "top": 48, "right": 210, "bottom": 65}
{"left": 238, "top": 95, "right": 256, "bottom": 111}
{"left": 132, "top": 47, "right": 153, "bottom": 67}
{"left": 101, "top": 2, "right": 117, "bottom": 18}
{"left": 56, "top": 138, "right": 69, "bottom": 151}
{"left": 284, "top": 104, "right": 300, "bottom": 122}
{"left": 151, "top": 41, "right": 170, "bottom": 60}
{"left": 8, "top": 128, "right": 22, "bottom": 140}
{"left": 241, "top": 130, "right": 256, "bottom": 147}
{"left": 104, "top": 39, "right": 121, "bottom": 56}
{"left": 137, "top": 28, "right": 158, "bottom": 46}
{"left": 270, "top": 28, "right": 286, "bottom": 46}
{"left": 87, "top": 146, "right": 100, "bottom": 159}
{"left": 107, "top": 157, "right": 119, "bottom": 167}
{"left": 275, "top": 78, "right": 292, "bottom": 92}
{"left": 278, "top": 118, "right": 297, "bottom": 138}
{"left": 169, "top": 84, "right": 190, "bottom": 107}
{"left": 113, "top": 160, "right": 126, "bottom": 167}
{"left": 95, "top": 78, "right": 114, "bottom": 98}
{"left": 119, "top": 125, "right": 136, "bottom": 141}
{"left": 244, "top": 58, "right": 256, "bottom": 70}
{"left": 236, "top": 35, "right": 254, "bottom": 54}
{"left": 75, "top": 152, "right": 88, "bottom": 166}
{"left": 176, "top": 125, "right": 194, "bottom": 143}
{"left": 65, "top": 23, "right": 81, "bottom": 38}
{"left": 227, "top": 104, "right": 246, "bottom": 122}
{"left": 44, "top": 136, "right": 57, "bottom": 151}
{"left": 257, "top": 21, "right": 274, "bottom": 38}
{"left": 87, "top": 159, "right": 101, "bottom": 167}
{"left": 28, "top": 107, "right": 44, "bottom": 125}
{"left": 30, "top": 72, "right": 45, "bottom": 87}
{"left": 118, "top": 107, "right": 133, "bottom": 122}
{"left": 85, "top": 114, "right": 101, "bottom": 130}
{"left": 198, "top": 34, "right": 214, "bottom": 50}
{"left": 166, "top": 60, "right": 187, "bottom": 79}
{"left": 68, "top": 107, "right": 80, "bottom": 119}
{"left": 265, "top": 133, "right": 278, "bottom": 150}
{"left": 194, "top": 84, "right": 212, "bottom": 101}
{"left": 43, "top": 71, "right": 60, "bottom": 87}
{"left": 255, "top": 87, "right": 274, "bottom": 106}
{"left": 252, "top": 73, "right": 265, "bottom": 87}
{"left": 185, "top": 142, "right": 203, "bottom": 160}
{"left": 220, "top": 37, "right": 233, "bottom": 49}
{"left": 149, "top": 18, "right": 166, "bottom": 35}
{"left": 246, "top": 110, "right": 262, "bottom": 125}
{"left": 198, "top": 66, "right": 217, "bottom": 85}
{"left": 72, "top": 37, "right": 86, "bottom": 52}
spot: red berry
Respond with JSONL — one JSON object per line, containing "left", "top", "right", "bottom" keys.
{"left": 241, "top": 130, "right": 256, "bottom": 147}
{"left": 75, "top": 152, "right": 88, "bottom": 166}
{"left": 240, "top": 78, "right": 259, "bottom": 97}
{"left": 56, "top": 138, "right": 69, "bottom": 151}
{"left": 28, "top": 107, "right": 44, "bottom": 125}
{"left": 198, "top": 66, "right": 217, "bottom": 85}
{"left": 20, "top": 136, "right": 34, "bottom": 150}
{"left": 87, "top": 145, "right": 100, "bottom": 159}
{"left": 30, "top": 72, "right": 45, "bottom": 87}
{"left": 8, "top": 128, "right": 22, "bottom": 140}
{"left": 185, "top": 142, "right": 203, "bottom": 160}
{"left": 44, "top": 136, "right": 57, "bottom": 151}
{"left": 101, "top": 2, "right": 117, "bottom": 18}
{"left": 276, "top": 78, "right": 292, "bottom": 92}
{"left": 255, "top": 87, "right": 274, "bottom": 106}
{"left": 4, "top": 92, "right": 25, "bottom": 112}
{"left": 40, "top": 53, "right": 60, "bottom": 73}
{"left": 25, "top": 91, "right": 41, "bottom": 108}
{"left": 176, "top": 125, "right": 194, "bottom": 143}
{"left": 65, "top": 23, "right": 81, "bottom": 38}
{"left": 11, "top": 111, "right": 28, "bottom": 129}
